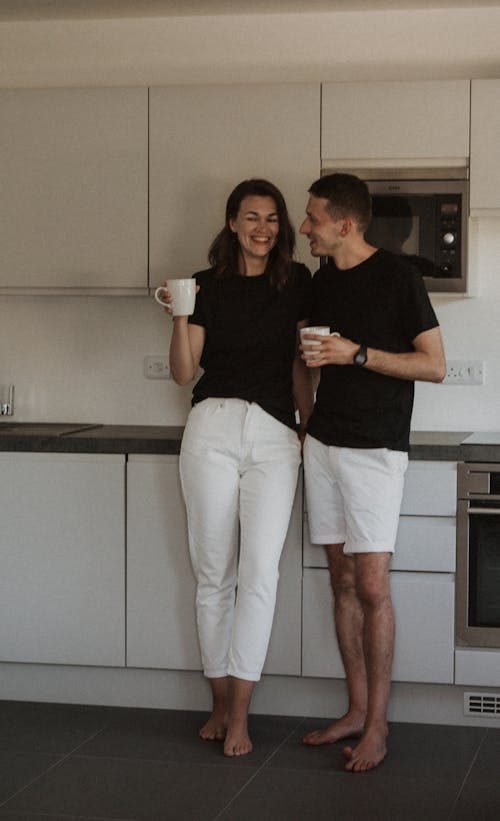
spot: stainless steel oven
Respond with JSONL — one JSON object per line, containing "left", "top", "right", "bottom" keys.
{"left": 457, "top": 462, "right": 500, "bottom": 648}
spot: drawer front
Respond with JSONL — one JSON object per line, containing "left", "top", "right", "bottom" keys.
{"left": 400, "top": 461, "right": 457, "bottom": 517}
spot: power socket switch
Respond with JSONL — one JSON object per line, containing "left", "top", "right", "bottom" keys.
{"left": 444, "top": 359, "right": 485, "bottom": 385}
{"left": 144, "top": 355, "right": 170, "bottom": 379}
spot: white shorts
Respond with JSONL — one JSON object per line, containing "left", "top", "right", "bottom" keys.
{"left": 303, "top": 434, "right": 408, "bottom": 554}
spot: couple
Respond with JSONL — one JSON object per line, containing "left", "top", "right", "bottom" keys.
{"left": 163, "top": 173, "right": 446, "bottom": 771}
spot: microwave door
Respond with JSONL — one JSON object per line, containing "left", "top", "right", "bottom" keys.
{"left": 365, "top": 194, "right": 439, "bottom": 279}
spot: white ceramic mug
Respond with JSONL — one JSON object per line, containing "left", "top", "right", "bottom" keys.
{"left": 155, "top": 279, "right": 196, "bottom": 316}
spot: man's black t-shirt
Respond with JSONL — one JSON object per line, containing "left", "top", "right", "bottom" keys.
{"left": 307, "top": 249, "right": 439, "bottom": 452}
{"left": 188, "top": 262, "right": 312, "bottom": 430}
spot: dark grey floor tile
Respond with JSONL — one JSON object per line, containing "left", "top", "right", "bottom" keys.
{"left": 450, "top": 792, "right": 500, "bottom": 821}
{"left": 449, "top": 728, "right": 500, "bottom": 821}
{"left": 217, "top": 767, "right": 461, "bottom": 821}
{"left": 0, "top": 753, "right": 62, "bottom": 804}
{"left": 78, "top": 708, "right": 301, "bottom": 767}
{"left": 0, "top": 755, "right": 255, "bottom": 821}
{"left": 0, "top": 701, "right": 110, "bottom": 755}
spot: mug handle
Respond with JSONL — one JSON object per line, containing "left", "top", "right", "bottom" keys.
{"left": 154, "top": 286, "right": 170, "bottom": 307}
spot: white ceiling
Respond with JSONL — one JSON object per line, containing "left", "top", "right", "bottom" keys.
{"left": 0, "top": 0, "right": 498, "bottom": 22}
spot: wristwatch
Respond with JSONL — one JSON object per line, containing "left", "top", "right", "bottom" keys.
{"left": 353, "top": 343, "right": 368, "bottom": 367}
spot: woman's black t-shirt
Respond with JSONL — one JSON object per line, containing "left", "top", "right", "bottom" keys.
{"left": 188, "top": 262, "right": 311, "bottom": 430}
{"left": 307, "top": 249, "right": 439, "bottom": 452}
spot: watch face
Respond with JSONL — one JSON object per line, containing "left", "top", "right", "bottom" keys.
{"left": 354, "top": 346, "right": 367, "bottom": 366}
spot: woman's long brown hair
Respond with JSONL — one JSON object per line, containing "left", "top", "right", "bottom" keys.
{"left": 208, "top": 178, "right": 296, "bottom": 290}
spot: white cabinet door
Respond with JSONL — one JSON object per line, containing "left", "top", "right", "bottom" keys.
{"left": 126, "top": 455, "right": 201, "bottom": 671}
{"left": 0, "top": 453, "right": 125, "bottom": 666}
{"left": 0, "top": 88, "right": 148, "bottom": 292}
{"left": 470, "top": 79, "right": 500, "bottom": 213}
{"left": 264, "top": 477, "right": 303, "bottom": 676}
{"left": 149, "top": 84, "right": 320, "bottom": 284}
{"left": 126, "top": 455, "right": 303, "bottom": 675}
{"left": 302, "top": 568, "right": 454, "bottom": 684}
{"left": 321, "top": 81, "right": 470, "bottom": 165}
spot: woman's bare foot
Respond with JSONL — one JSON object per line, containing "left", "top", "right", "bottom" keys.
{"left": 200, "top": 676, "right": 229, "bottom": 741}
{"left": 343, "top": 725, "right": 388, "bottom": 772}
{"left": 199, "top": 710, "right": 227, "bottom": 741}
{"left": 223, "top": 676, "right": 254, "bottom": 756}
{"left": 223, "top": 719, "right": 253, "bottom": 757}
{"left": 302, "top": 711, "right": 365, "bottom": 746}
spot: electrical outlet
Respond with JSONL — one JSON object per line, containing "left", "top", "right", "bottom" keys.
{"left": 144, "top": 356, "right": 170, "bottom": 379}
{"left": 444, "top": 359, "right": 484, "bottom": 385}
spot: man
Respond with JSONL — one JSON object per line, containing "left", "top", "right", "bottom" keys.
{"left": 299, "top": 173, "right": 446, "bottom": 772}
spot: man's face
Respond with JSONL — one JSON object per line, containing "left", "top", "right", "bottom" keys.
{"left": 299, "top": 195, "right": 345, "bottom": 257}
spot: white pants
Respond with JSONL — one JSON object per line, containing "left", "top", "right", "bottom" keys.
{"left": 179, "top": 398, "right": 301, "bottom": 682}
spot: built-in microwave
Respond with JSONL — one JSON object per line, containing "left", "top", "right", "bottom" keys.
{"left": 320, "top": 167, "right": 469, "bottom": 293}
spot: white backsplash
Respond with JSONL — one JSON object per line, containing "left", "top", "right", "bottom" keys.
{"left": 0, "top": 295, "right": 192, "bottom": 426}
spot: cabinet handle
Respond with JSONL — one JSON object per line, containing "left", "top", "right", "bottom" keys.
{"left": 467, "top": 507, "right": 500, "bottom": 515}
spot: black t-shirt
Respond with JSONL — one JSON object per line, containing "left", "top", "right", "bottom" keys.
{"left": 188, "top": 262, "right": 312, "bottom": 429}
{"left": 307, "top": 249, "right": 439, "bottom": 452}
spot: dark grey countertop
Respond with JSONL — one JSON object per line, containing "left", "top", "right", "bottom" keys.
{"left": 0, "top": 424, "right": 494, "bottom": 460}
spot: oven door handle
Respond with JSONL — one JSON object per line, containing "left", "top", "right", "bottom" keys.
{"left": 467, "top": 507, "right": 500, "bottom": 515}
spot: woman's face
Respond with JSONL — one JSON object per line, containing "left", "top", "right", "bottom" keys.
{"left": 229, "top": 195, "right": 280, "bottom": 272}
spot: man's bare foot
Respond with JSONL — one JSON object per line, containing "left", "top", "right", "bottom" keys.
{"left": 302, "top": 711, "right": 365, "bottom": 746}
{"left": 223, "top": 721, "right": 253, "bottom": 757}
{"left": 199, "top": 711, "right": 227, "bottom": 741}
{"left": 343, "top": 726, "right": 387, "bottom": 772}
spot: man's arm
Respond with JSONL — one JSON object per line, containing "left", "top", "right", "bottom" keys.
{"left": 302, "top": 326, "right": 446, "bottom": 384}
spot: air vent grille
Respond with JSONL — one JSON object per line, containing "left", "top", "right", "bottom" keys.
{"left": 465, "top": 692, "right": 500, "bottom": 717}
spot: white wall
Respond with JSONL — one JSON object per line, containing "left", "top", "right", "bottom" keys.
{"left": 1, "top": 5, "right": 500, "bottom": 431}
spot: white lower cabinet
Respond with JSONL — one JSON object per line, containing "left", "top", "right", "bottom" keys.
{"left": 302, "top": 460, "right": 457, "bottom": 685}
{"left": 126, "top": 455, "right": 201, "bottom": 671}
{"left": 0, "top": 453, "right": 125, "bottom": 666}
{"left": 126, "top": 455, "right": 303, "bottom": 675}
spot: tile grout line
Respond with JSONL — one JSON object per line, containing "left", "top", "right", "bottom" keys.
{"left": 211, "top": 716, "right": 308, "bottom": 821}
{"left": 444, "top": 728, "right": 489, "bottom": 821}
{"left": 0, "top": 718, "right": 112, "bottom": 811}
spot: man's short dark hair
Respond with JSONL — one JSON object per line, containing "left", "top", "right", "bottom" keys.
{"left": 309, "top": 173, "right": 372, "bottom": 233}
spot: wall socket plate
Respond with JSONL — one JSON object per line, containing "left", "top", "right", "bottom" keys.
{"left": 144, "top": 355, "right": 170, "bottom": 379}
{"left": 444, "top": 359, "right": 484, "bottom": 385}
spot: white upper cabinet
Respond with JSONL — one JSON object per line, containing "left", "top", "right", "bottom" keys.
{"left": 321, "top": 81, "right": 470, "bottom": 166}
{"left": 149, "top": 84, "right": 320, "bottom": 284}
{"left": 0, "top": 88, "right": 148, "bottom": 293}
{"left": 470, "top": 79, "right": 500, "bottom": 213}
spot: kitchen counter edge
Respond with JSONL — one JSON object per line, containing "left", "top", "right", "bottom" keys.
{"left": 0, "top": 426, "right": 490, "bottom": 461}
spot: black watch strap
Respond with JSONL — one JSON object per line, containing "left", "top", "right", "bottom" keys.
{"left": 353, "top": 343, "right": 368, "bottom": 367}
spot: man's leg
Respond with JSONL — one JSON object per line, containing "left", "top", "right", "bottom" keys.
{"left": 303, "top": 543, "right": 367, "bottom": 746}
{"left": 343, "top": 551, "right": 394, "bottom": 772}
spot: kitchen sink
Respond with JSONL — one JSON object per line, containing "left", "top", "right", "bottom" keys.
{"left": 0, "top": 423, "right": 102, "bottom": 436}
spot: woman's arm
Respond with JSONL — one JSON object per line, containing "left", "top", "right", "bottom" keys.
{"left": 169, "top": 317, "right": 205, "bottom": 385}
{"left": 293, "top": 319, "right": 315, "bottom": 439}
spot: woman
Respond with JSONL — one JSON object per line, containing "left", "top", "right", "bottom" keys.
{"left": 164, "top": 179, "right": 313, "bottom": 757}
